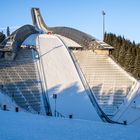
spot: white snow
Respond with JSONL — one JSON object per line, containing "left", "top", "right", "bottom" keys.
{"left": 0, "top": 91, "right": 18, "bottom": 111}
{"left": 0, "top": 110, "right": 139, "bottom": 140}
{"left": 0, "top": 29, "right": 140, "bottom": 140}
{"left": 35, "top": 34, "right": 100, "bottom": 121}
{"left": 56, "top": 34, "right": 82, "bottom": 48}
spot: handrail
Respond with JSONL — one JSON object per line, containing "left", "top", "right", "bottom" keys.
{"left": 126, "top": 82, "right": 139, "bottom": 101}
{"left": 111, "top": 82, "right": 138, "bottom": 117}
{"left": 115, "top": 86, "right": 140, "bottom": 122}
{"left": 56, "top": 35, "right": 124, "bottom": 124}
{"left": 55, "top": 110, "right": 65, "bottom": 118}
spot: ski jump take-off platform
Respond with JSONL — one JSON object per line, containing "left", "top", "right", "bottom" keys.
{"left": 0, "top": 8, "right": 139, "bottom": 125}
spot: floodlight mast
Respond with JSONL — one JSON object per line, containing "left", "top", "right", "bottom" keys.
{"left": 102, "top": 10, "right": 106, "bottom": 41}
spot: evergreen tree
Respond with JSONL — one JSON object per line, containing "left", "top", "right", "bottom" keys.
{"left": 118, "top": 44, "right": 127, "bottom": 66}
{"left": 124, "top": 47, "right": 135, "bottom": 72}
{"left": 0, "top": 32, "right": 6, "bottom": 43}
{"left": 6, "top": 26, "right": 10, "bottom": 36}
{"left": 104, "top": 32, "right": 140, "bottom": 80}
{"left": 103, "top": 33, "right": 107, "bottom": 43}
{"left": 133, "top": 48, "right": 140, "bottom": 79}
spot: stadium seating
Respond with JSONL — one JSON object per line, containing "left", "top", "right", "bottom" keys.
{"left": 73, "top": 50, "right": 135, "bottom": 117}
{"left": 0, "top": 48, "right": 41, "bottom": 113}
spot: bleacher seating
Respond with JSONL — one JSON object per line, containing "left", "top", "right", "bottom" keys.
{"left": 0, "top": 48, "right": 41, "bottom": 113}
{"left": 73, "top": 50, "right": 135, "bottom": 117}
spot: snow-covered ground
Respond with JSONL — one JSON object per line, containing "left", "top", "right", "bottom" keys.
{"left": 0, "top": 110, "right": 139, "bottom": 140}
{"left": 0, "top": 91, "right": 19, "bottom": 111}
{"left": 56, "top": 34, "right": 82, "bottom": 48}
{"left": 35, "top": 34, "right": 100, "bottom": 121}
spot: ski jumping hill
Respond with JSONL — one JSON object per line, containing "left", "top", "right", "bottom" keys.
{"left": 36, "top": 33, "right": 100, "bottom": 120}
{"left": 0, "top": 7, "right": 139, "bottom": 127}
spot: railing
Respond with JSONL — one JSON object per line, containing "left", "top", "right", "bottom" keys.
{"left": 55, "top": 111, "right": 65, "bottom": 118}
{"left": 56, "top": 35, "right": 124, "bottom": 124}
{"left": 126, "top": 82, "right": 139, "bottom": 101}
{"left": 114, "top": 85, "right": 140, "bottom": 122}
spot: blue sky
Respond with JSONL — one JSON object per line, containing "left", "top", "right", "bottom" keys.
{"left": 0, "top": 0, "right": 140, "bottom": 43}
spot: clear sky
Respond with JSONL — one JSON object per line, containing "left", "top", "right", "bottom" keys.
{"left": 0, "top": 0, "right": 140, "bottom": 43}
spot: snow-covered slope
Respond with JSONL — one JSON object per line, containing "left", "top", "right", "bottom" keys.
{"left": 35, "top": 34, "right": 100, "bottom": 121}
{"left": 0, "top": 110, "right": 139, "bottom": 140}
{"left": 56, "top": 34, "right": 82, "bottom": 48}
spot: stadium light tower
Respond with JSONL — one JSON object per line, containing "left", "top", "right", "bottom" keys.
{"left": 102, "top": 10, "right": 106, "bottom": 41}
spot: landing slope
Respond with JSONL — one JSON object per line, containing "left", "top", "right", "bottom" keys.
{"left": 37, "top": 34, "right": 100, "bottom": 121}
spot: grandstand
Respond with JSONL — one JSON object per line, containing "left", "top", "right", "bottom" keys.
{"left": 0, "top": 29, "right": 51, "bottom": 115}
{"left": 0, "top": 48, "right": 45, "bottom": 113}
{"left": 73, "top": 50, "right": 134, "bottom": 116}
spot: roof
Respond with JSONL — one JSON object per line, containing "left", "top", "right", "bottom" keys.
{"left": 95, "top": 41, "right": 114, "bottom": 50}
